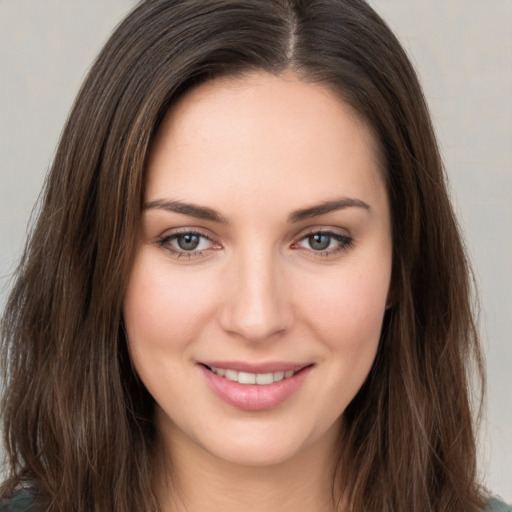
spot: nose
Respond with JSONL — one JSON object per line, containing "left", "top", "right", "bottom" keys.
{"left": 218, "top": 248, "right": 293, "bottom": 343}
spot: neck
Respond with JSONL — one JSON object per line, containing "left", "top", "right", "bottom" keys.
{"left": 155, "top": 419, "right": 344, "bottom": 512}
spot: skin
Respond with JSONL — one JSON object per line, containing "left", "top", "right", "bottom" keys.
{"left": 123, "top": 71, "right": 393, "bottom": 512}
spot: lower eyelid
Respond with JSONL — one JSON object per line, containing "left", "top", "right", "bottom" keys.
{"left": 293, "top": 231, "right": 354, "bottom": 254}
{"left": 157, "top": 229, "right": 353, "bottom": 258}
{"left": 157, "top": 230, "right": 224, "bottom": 260}
{"left": 158, "top": 232, "right": 206, "bottom": 247}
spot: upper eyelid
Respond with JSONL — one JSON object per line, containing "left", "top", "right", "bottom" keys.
{"left": 156, "top": 226, "right": 353, "bottom": 247}
{"left": 293, "top": 227, "right": 354, "bottom": 246}
{"left": 293, "top": 226, "right": 352, "bottom": 240}
{"left": 295, "top": 231, "right": 353, "bottom": 245}
{"left": 157, "top": 229, "right": 216, "bottom": 250}
{"left": 157, "top": 231, "right": 218, "bottom": 259}
{"left": 158, "top": 227, "right": 216, "bottom": 241}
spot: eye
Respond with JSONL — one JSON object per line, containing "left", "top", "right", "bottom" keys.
{"left": 305, "top": 233, "right": 332, "bottom": 251}
{"left": 173, "top": 233, "right": 205, "bottom": 251}
{"left": 157, "top": 230, "right": 220, "bottom": 258}
{"left": 294, "top": 230, "right": 353, "bottom": 256}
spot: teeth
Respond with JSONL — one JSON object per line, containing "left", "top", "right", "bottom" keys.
{"left": 225, "top": 369, "right": 238, "bottom": 381}
{"left": 273, "top": 371, "right": 284, "bottom": 382}
{"left": 238, "top": 371, "right": 256, "bottom": 384}
{"left": 209, "top": 366, "right": 297, "bottom": 385}
{"left": 255, "top": 372, "right": 273, "bottom": 385}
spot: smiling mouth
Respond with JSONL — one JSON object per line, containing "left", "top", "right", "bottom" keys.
{"left": 199, "top": 363, "right": 313, "bottom": 410}
{"left": 204, "top": 365, "right": 298, "bottom": 385}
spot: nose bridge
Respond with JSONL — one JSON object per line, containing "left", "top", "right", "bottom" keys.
{"left": 219, "top": 244, "right": 290, "bottom": 342}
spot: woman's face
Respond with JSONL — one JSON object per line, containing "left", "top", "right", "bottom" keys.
{"left": 123, "top": 71, "right": 393, "bottom": 467}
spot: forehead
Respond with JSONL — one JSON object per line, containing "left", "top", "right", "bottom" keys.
{"left": 145, "top": 71, "right": 386, "bottom": 216}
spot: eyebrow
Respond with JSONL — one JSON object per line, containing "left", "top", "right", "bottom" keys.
{"left": 287, "top": 198, "right": 371, "bottom": 223}
{"left": 144, "top": 199, "right": 228, "bottom": 223}
{"left": 144, "top": 196, "right": 371, "bottom": 224}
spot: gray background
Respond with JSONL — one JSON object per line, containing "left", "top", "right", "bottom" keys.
{"left": 0, "top": 0, "right": 510, "bottom": 502}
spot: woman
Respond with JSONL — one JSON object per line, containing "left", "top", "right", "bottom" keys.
{"left": 0, "top": 0, "right": 509, "bottom": 511}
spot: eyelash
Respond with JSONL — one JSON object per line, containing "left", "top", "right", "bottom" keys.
{"left": 157, "top": 230, "right": 218, "bottom": 260}
{"left": 156, "top": 229, "right": 354, "bottom": 259}
{"left": 292, "top": 230, "right": 354, "bottom": 257}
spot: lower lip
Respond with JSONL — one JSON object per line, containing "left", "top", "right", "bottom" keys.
{"left": 199, "top": 365, "right": 312, "bottom": 411}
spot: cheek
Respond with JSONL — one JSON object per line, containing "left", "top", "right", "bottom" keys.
{"left": 298, "top": 257, "right": 391, "bottom": 354}
{"left": 122, "top": 251, "right": 217, "bottom": 360}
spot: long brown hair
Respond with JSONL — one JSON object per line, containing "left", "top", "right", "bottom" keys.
{"left": 1, "top": 1, "right": 485, "bottom": 511}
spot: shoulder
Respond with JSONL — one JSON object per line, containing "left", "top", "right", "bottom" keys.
{"left": 487, "top": 496, "right": 512, "bottom": 512}
{"left": 0, "top": 488, "right": 34, "bottom": 512}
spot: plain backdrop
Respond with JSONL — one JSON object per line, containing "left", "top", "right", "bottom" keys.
{"left": 0, "top": 0, "right": 510, "bottom": 502}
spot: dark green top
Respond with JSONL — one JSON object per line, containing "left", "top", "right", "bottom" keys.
{"left": 0, "top": 489, "right": 33, "bottom": 512}
{"left": 487, "top": 496, "right": 512, "bottom": 512}
{"left": 1, "top": 489, "right": 510, "bottom": 511}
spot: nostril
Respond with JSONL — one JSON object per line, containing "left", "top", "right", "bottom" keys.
{"left": 217, "top": 263, "right": 293, "bottom": 341}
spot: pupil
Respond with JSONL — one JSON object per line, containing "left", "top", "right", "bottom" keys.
{"left": 178, "top": 234, "right": 200, "bottom": 251}
{"left": 309, "top": 234, "right": 330, "bottom": 251}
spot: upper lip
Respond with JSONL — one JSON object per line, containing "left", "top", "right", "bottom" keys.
{"left": 199, "top": 361, "right": 311, "bottom": 374}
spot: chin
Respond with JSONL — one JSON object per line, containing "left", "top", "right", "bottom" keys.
{"left": 180, "top": 413, "right": 343, "bottom": 469}
{"left": 208, "top": 435, "right": 306, "bottom": 467}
